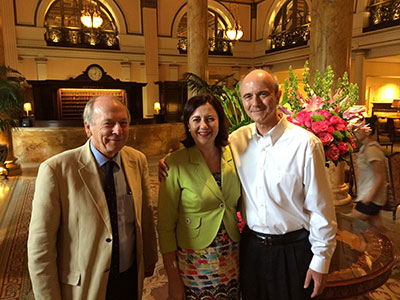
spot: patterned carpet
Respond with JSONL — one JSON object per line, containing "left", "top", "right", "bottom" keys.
{"left": 0, "top": 177, "right": 34, "bottom": 299}
{"left": 0, "top": 155, "right": 400, "bottom": 299}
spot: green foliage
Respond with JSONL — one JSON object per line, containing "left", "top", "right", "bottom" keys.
{"left": 183, "top": 72, "right": 235, "bottom": 97}
{"left": 281, "top": 66, "right": 302, "bottom": 112}
{"left": 183, "top": 72, "right": 252, "bottom": 132}
{"left": 0, "top": 65, "right": 25, "bottom": 131}
{"left": 282, "top": 61, "right": 359, "bottom": 116}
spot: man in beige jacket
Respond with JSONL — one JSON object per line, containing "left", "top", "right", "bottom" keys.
{"left": 28, "top": 95, "right": 158, "bottom": 300}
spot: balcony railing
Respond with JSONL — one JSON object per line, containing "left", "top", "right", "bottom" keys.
{"left": 45, "top": 26, "right": 120, "bottom": 50}
{"left": 363, "top": 0, "right": 400, "bottom": 32}
{"left": 266, "top": 24, "right": 310, "bottom": 53}
{"left": 177, "top": 37, "right": 233, "bottom": 56}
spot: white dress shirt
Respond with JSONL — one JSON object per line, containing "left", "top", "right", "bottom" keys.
{"left": 229, "top": 115, "right": 337, "bottom": 273}
{"left": 90, "top": 142, "right": 135, "bottom": 273}
{"left": 356, "top": 141, "right": 387, "bottom": 206}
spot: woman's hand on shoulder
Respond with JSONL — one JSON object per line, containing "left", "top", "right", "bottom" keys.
{"left": 158, "top": 148, "right": 176, "bottom": 182}
{"left": 158, "top": 157, "right": 169, "bottom": 182}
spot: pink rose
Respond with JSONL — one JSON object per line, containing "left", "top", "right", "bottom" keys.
{"left": 335, "top": 119, "right": 347, "bottom": 131}
{"left": 318, "top": 132, "right": 334, "bottom": 146}
{"left": 326, "top": 144, "right": 340, "bottom": 162}
{"left": 319, "top": 110, "right": 331, "bottom": 119}
{"left": 296, "top": 111, "right": 312, "bottom": 127}
{"left": 329, "top": 115, "right": 340, "bottom": 125}
{"left": 327, "top": 126, "right": 335, "bottom": 133}
{"left": 311, "top": 120, "right": 329, "bottom": 133}
{"left": 337, "top": 141, "right": 349, "bottom": 155}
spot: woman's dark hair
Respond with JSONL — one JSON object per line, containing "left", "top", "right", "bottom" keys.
{"left": 181, "top": 94, "right": 229, "bottom": 148}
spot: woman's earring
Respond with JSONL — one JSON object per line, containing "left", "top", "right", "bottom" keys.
{"left": 188, "top": 128, "right": 191, "bottom": 132}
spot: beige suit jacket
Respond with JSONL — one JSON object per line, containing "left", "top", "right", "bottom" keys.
{"left": 28, "top": 140, "right": 158, "bottom": 300}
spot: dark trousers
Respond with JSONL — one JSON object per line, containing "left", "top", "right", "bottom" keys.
{"left": 240, "top": 226, "right": 313, "bottom": 300}
{"left": 106, "top": 264, "right": 138, "bottom": 300}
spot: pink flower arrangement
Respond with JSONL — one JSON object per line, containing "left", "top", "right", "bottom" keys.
{"left": 286, "top": 107, "right": 355, "bottom": 165}
{"left": 281, "top": 62, "right": 359, "bottom": 166}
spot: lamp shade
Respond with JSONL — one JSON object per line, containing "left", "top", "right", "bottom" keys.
{"left": 80, "top": 8, "right": 103, "bottom": 28}
{"left": 24, "top": 102, "right": 32, "bottom": 112}
{"left": 154, "top": 101, "right": 161, "bottom": 114}
{"left": 226, "top": 24, "right": 243, "bottom": 41}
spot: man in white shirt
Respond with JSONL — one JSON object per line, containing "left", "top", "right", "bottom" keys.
{"left": 230, "top": 69, "right": 337, "bottom": 299}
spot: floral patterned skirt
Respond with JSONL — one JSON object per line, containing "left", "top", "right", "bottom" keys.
{"left": 177, "top": 225, "right": 240, "bottom": 300}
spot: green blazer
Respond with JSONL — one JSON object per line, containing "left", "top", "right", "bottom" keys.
{"left": 157, "top": 145, "right": 241, "bottom": 254}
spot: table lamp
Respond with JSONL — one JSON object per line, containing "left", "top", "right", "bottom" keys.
{"left": 22, "top": 102, "right": 34, "bottom": 127}
{"left": 24, "top": 102, "right": 32, "bottom": 116}
{"left": 154, "top": 101, "right": 161, "bottom": 115}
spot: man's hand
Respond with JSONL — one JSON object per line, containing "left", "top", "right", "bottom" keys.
{"left": 304, "top": 268, "right": 327, "bottom": 298}
{"left": 144, "top": 263, "right": 156, "bottom": 277}
{"left": 158, "top": 157, "right": 169, "bottom": 182}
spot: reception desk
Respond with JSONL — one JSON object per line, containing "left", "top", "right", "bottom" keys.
{"left": 12, "top": 122, "right": 185, "bottom": 163}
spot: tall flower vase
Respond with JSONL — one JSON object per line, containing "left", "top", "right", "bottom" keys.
{"left": 325, "top": 161, "right": 352, "bottom": 206}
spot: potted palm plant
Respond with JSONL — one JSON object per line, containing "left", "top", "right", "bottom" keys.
{"left": 0, "top": 64, "right": 26, "bottom": 175}
{"left": 183, "top": 72, "right": 252, "bottom": 132}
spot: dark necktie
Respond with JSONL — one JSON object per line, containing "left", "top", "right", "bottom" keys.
{"left": 104, "top": 160, "right": 120, "bottom": 277}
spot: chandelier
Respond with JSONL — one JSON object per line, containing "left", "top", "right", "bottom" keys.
{"left": 225, "top": 1, "right": 243, "bottom": 41}
{"left": 80, "top": 0, "right": 103, "bottom": 28}
{"left": 226, "top": 23, "right": 243, "bottom": 41}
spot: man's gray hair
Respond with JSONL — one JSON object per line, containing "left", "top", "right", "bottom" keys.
{"left": 83, "top": 96, "right": 131, "bottom": 126}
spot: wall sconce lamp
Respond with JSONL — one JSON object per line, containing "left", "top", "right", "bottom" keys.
{"left": 154, "top": 101, "right": 161, "bottom": 115}
{"left": 24, "top": 102, "right": 32, "bottom": 117}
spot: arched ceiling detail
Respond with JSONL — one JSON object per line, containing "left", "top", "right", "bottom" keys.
{"left": 35, "top": 0, "right": 127, "bottom": 34}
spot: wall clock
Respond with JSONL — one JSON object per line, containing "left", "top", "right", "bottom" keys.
{"left": 86, "top": 64, "right": 104, "bottom": 81}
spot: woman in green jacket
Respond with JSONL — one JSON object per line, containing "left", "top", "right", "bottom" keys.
{"left": 157, "top": 94, "right": 241, "bottom": 300}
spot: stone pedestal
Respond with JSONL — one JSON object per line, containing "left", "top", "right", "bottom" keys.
{"left": 309, "top": 0, "right": 353, "bottom": 82}
{"left": 326, "top": 161, "right": 352, "bottom": 206}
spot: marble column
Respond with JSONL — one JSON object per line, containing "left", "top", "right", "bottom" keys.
{"left": 0, "top": 11, "right": 4, "bottom": 63}
{"left": 309, "top": 0, "right": 353, "bottom": 82}
{"left": 309, "top": 0, "right": 354, "bottom": 206}
{"left": 353, "top": 49, "right": 367, "bottom": 106}
{"left": 0, "top": 0, "right": 18, "bottom": 69}
{"left": 35, "top": 57, "right": 48, "bottom": 80}
{"left": 0, "top": 2, "right": 20, "bottom": 175}
{"left": 187, "top": 0, "right": 208, "bottom": 86}
{"left": 169, "top": 64, "right": 179, "bottom": 81}
{"left": 142, "top": 0, "right": 159, "bottom": 117}
{"left": 120, "top": 61, "right": 131, "bottom": 82}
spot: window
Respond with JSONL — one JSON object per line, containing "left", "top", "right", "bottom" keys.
{"left": 44, "top": 0, "right": 119, "bottom": 50}
{"left": 177, "top": 9, "right": 232, "bottom": 56}
{"left": 267, "top": 0, "right": 310, "bottom": 53}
